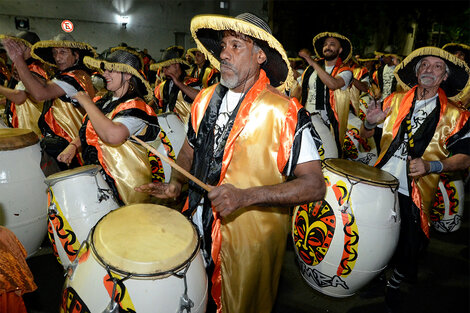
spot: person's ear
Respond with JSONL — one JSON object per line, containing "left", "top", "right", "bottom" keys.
{"left": 123, "top": 73, "right": 132, "bottom": 82}
{"left": 257, "top": 49, "right": 267, "bottom": 65}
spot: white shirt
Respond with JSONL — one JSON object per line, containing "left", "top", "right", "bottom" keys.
{"left": 381, "top": 94, "right": 438, "bottom": 195}
{"left": 305, "top": 64, "right": 353, "bottom": 125}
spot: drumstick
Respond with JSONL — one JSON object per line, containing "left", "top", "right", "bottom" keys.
{"left": 130, "top": 135, "right": 212, "bottom": 192}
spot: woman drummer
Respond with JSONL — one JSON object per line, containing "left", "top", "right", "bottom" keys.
{"left": 57, "top": 49, "right": 160, "bottom": 205}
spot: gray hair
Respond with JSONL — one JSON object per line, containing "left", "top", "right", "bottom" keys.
{"left": 415, "top": 57, "right": 450, "bottom": 76}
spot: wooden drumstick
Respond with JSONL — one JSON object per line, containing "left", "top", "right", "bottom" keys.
{"left": 130, "top": 135, "right": 213, "bottom": 192}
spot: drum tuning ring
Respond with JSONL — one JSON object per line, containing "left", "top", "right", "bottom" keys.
{"left": 340, "top": 202, "right": 351, "bottom": 214}
{"left": 48, "top": 202, "right": 58, "bottom": 216}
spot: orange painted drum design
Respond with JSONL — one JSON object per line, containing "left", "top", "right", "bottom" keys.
{"left": 0, "top": 129, "right": 47, "bottom": 257}
{"left": 60, "top": 204, "right": 208, "bottom": 313}
{"left": 292, "top": 158, "right": 400, "bottom": 297}
{"left": 45, "top": 165, "right": 119, "bottom": 269}
{"left": 431, "top": 173, "right": 465, "bottom": 233}
{"left": 149, "top": 112, "right": 186, "bottom": 183}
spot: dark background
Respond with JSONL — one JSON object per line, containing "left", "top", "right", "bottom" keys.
{"left": 271, "top": 0, "right": 470, "bottom": 57}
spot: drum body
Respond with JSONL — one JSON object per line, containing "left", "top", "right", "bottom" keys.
{"left": 431, "top": 174, "right": 465, "bottom": 233}
{"left": 150, "top": 112, "right": 186, "bottom": 182}
{"left": 292, "top": 158, "right": 400, "bottom": 297}
{"left": 310, "top": 113, "right": 338, "bottom": 159}
{"left": 0, "top": 129, "right": 47, "bottom": 257}
{"left": 343, "top": 112, "right": 378, "bottom": 166}
{"left": 45, "top": 165, "right": 119, "bottom": 269}
{"left": 61, "top": 204, "right": 208, "bottom": 313}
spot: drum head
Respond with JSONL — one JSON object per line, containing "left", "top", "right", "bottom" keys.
{"left": 324, "top": 158, "right": 398, "bottom": 188}
{"left": 92, "top": 204, "right": 198, "bottom": 276}
{"left": 45, "top": 164, "right": 102, "bottom": 186}
{"left": 0, "top": 129, "right": 39, "bottom": 151}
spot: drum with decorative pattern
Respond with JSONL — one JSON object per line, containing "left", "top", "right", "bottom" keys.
{"left": 431, "top": 173, "right": 465, "bottom": 233}
{"left": 60, "top": 204, "right": 208, "bottom": 313}
{"left": 310, "top": 112, "right": 338, "bottom": 160}
{"left": 45, "top": 165, "right": 119, "bottom": 269}
{"left": 149, "top": 112, "right": 186, "bottom": 183}
{"left": 292, "top": 158, "right": 400, "bottom": 297}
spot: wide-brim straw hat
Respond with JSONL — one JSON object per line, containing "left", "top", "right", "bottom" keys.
{"left": 83, "top": 49, "right": 153, "bottom": 102}
{"left": 312, "top": 32, "right": 352, "bottom": 63}
{"left": 185, "top": 47, "right": 199, "bottom": 60}
{"left": 442, "top": 43, "right": 470, "bottom": 65}
{"left": 110, "top": 46, "right": 145, "bottom": 72}
{"left": 190, "top": 13, "right": 294, "bottom": 90}
{"left": 0, "top": 31, "right": 40, "bottom": 48}
{"left": 31, "top": 33, "right": 96, "bottom": 67}
{"left": 394, "top": 46, "right": 470, "bottom": 99}
{"left": 151, "top": 45, "right": 189, "bottom": 71}
{"left": 357, "top": 52, "right": 379, "bottom": 63}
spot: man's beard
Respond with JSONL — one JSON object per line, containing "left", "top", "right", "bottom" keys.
{"left": 323, "top": 50, "right": 339, "bottom": 61}
{"left": 220, "top": 61, "right": 241, "bottom": 89}
{"left": 419, "top": 74, "right": 437, "bottom": 86}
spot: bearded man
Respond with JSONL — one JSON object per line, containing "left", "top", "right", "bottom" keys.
{"left": 294, "top": 32, "right": 353, "bottom": 155}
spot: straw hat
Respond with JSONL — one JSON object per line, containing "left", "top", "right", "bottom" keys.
{"left": 394, "top": 46, "right": 470, "bottom": 99}
{"left": 190, "top": 12, "right": 294, "bottom": 90}
{"left": 150, "top": 45, "right": 189, "bottom": 72}
{"left": 0, "top": 31, "right": 40, "bottom": 48}
{"left": 442, "top": 43, "right": 470, "bottom": 65}
{"left": 31, "top": 33, "right": 96, "bottom": 67}
{"left": 312, "top": 32, "right": 352, "bottom": 63}
{"left": 83, "top": 49, "right": 153, "bottom": 101}
{"left": 110, "top": 46, "right": 145, "bottom": 71}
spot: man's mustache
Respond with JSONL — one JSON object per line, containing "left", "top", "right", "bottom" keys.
{"left": 220, "top": 60, "right": 236, "bottom": 72}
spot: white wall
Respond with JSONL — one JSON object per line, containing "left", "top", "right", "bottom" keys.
{"left": 0, "top": 0, "right": 266, "bottom": 60}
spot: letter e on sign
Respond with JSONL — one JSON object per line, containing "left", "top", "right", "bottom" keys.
{"left": 61, "top": 20, "right": 74, "bottom": 33}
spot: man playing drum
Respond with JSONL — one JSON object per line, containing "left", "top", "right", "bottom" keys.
{"left": 0, "top": 31, "right": 47, "bottom": 137}
{"left": 293, "top": 32, "right": 353, "bottom": 156}
{"left": 2, "top": 33, "right": 95, "bottom": 172}
{"left": 136, "top": 12, "right": 325, "bottom": 313}
{"left": 151, "top": 46, "right": 200, "bottom": 127}
{"left": 361, "top": 47, "right": 470, "bottom": 312}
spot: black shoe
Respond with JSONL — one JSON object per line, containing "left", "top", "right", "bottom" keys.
{"left": 385, "top": 286, "right": 402, "bottom": 313}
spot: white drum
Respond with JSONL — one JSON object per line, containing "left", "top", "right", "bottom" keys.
{"left": 0, "top": 129, "right": 47, "bottom": 257}
{"left": 45, "top": 165, "right": 119, "bottom": 269}
{"left": 343, "top": 112, "right": 378, "bottom": 166}
{"left": 60, "top": 204, "right": 208, "bottom": 313}
{"left": 149, "top": 112, "right": 186, "bottom": 182}
{"left": 431, "top": 174, "right": 465, "bottom": 233}
{"left": 0, "top": 117, "right": 7, "bottom": 128}
{"left": 292, "top": 158, "right": 400, "bottom": 297}
{"left": 310, "top": 112, "right": 338, "bottom": 159}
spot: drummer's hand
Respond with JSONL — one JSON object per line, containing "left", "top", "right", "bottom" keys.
{"left": 134, "top": 182, "right": 181, "bottom": 199}
{"left": 2, "top": 38, "right": 26, "bottom": 63}
{"left": 72, "top": 91, "right": 92, "bottom": 106}
{"left": 365, "top": 98, "right": 390, "bottom": 125}
{"left": 208, "top": 183, "right": 244, "bottom": 217}
{"left": 408, "top": 157, "right": 428, "bottom": 178}
{"left": 57, "top": 145, "right": 76, "bottom": 165}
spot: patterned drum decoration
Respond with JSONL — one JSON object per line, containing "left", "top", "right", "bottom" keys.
{"left": 45, "top": 165, "right": 120, "bottom": 269}
{"left": 343, "top": 112, "right": 378, "bottom": 166}
{"left": 311, "top": 112, "right": 338, "bottom": 160}
{"left": 431, "top": 173, "right": 465, "bottom": 233}
{"left": 149, "top": 112, "right": 186, "bottom": 183}
{"left": 60, "top": 204, "right": 208, "bottom": 313}
{"left": 292, "top": 158, "right": 400, "bottom": 297}
{"left": 0, "top": 129, "right": 47, "bottom": 257}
